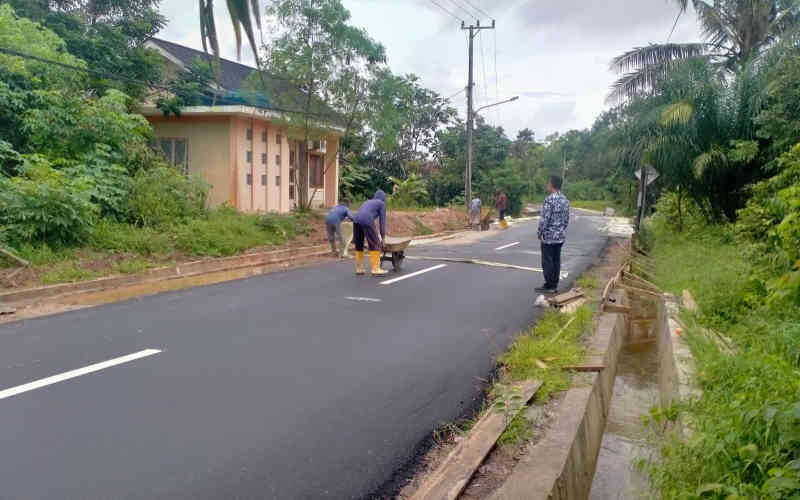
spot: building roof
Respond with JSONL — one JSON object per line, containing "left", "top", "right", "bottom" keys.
{"left": 148, "top": 37, "right": 255, "bottom": 91}
{"left": 146, "top": 37, "right": 345, "bottom": 128}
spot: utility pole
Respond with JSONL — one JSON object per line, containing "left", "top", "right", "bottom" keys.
{"left": 461, "top": 19, "right": 495, "bottom": 210}
{"left": 562, "top": 149, "right": 567, "bottom": 185}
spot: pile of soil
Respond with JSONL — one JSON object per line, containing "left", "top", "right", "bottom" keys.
{"left": 387, "top": 208, "right": 466, "bottom": 237}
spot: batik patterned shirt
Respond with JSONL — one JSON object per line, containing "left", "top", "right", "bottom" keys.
{"left": 538, "top": 191, "right": 570, "bottom": 244}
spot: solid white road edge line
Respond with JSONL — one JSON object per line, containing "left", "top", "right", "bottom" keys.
{"left": 379, "top": 264, "right": 447, "bottom": 285}
{"left": 346, "top": 296, "right": 383, "bottom": 302}
{"left": 495, "top": 241, "right": 521, "bottom": 251}
{"left": 0, "top": 349, "right": 162, "bottom": 401}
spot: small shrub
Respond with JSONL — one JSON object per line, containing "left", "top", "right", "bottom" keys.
{"left": 127, "top": 166, "right": 208, "bottom": 227}
{"left": 0, "top": 156, "right": 97, "bottom": 246}
{"left": 89, "top": 220, "right": 172, "bottom": 256}
{"left": 173, "top": 207, "right": 296, "bottom": 257}
{"left": 389, "top": 173, "right": 428, "bottom": 207}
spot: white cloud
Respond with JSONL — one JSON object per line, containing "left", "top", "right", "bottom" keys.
{"left": 157, "top": 0, "right": 701, "bottom": 138}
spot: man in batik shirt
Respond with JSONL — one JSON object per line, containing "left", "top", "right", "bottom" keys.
{"left": 536, "top": 176, "right": 570, "bottom": 294}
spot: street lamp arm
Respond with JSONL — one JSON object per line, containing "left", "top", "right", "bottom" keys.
{"left": 474, "top": 96, "right": 519, "bottom": 116}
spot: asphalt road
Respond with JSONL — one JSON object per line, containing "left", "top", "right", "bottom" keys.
{"left": 0, "top": 213, "right": 610, "bottom": 500}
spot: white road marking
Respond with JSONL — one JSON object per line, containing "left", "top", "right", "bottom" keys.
{"left": 0, "top": 349, "right": 162, "bottom": 401}
{"left": 379, "top": 264, "right": 447, "bottom": 285}
{"left": 495, "top": 242, "right": 520, "bottom": 251}
{"left": 346, "top": 296, "right": 382, "bottom": 303}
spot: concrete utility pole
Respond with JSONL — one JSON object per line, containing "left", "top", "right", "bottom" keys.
{"left": 461, "top": 19, "right": 495, "bottom": 210}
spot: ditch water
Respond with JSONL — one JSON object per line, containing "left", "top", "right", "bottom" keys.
{"left": 589, "top": 336, "right": 659, "bottom": 499}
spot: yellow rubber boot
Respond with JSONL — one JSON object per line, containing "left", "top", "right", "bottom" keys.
{"left": 354, "top": 251, "right": 365, "bottom": 275}
{"left": 369, "top": 251, "right": 388, "bottom": 276}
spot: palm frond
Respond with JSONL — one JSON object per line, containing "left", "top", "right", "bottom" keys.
{"left": 661, "top": 101, "right": 694, "bottom": 126}
{"left": 694, "top": 1, "right": 735, "bottom": 50}
{"left": 610, "top": 43, "right": 709, "bottom": 74}
{"left": 693, "top": 146, "right": 727, "bottom": 178}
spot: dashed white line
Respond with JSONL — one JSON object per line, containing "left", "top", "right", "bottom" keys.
{"left": 0, "top": 349, "right": 162, "bottom": 401}
{"left": 379, "top": 264, "right": 447, "bottom": 285}
{"left": 346, "top": 296, "right": 382, "bottom": 303}
{"left": 495, "top": 241, "right": 520, "bottom": 251}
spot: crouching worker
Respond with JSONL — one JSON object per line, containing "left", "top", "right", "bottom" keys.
{"left": 353, "top": 190, "right": 388, "bottom": 276}
{"left": 325, "top": 199, "right": 352, "bottom": 258}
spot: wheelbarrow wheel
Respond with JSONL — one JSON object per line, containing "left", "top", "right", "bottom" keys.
{"left": 391, "top": 251, "right": 404, "bottom": 272}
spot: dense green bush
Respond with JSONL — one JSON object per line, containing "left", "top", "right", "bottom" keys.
{"left": 736, "top": 143, "right": 800, "bottom": 305}
{"left": 127, "top": 166, "right": 209, "bottom": 228}
{"left": 561, "top": 179, "right": 608, "bottom": 201}
{"left": 23, "top": 89, "right": 158, "bottom": 172}
{"left": 651, "top": 190, "right": 706, "bottom": 233}
{"left": 0, "top": 156, "right": 97, "bottom": 246}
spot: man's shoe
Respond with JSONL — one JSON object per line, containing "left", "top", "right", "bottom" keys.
{"left": 535, "top": 285, "right": 557, "bottom": 294}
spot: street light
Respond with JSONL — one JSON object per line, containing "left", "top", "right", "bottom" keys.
{"left": 474, "top": 96, "right": 519, "bottom": 117}
{"left": 466, "top": 96, "right": 519, "bottom": 210}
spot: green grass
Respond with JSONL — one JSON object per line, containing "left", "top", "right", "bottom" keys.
{"left": 570, "top": 199, "right": 632, "bottom": 215}
{"left": 493, "top": 306, "right": 593, "bottom": 445}
{"left": 6, "top": 209, "right": 315, "bottom": 288}
{"left": 644, "top": 223, "right": 800, "bottom": 499}
{"left": 41, "top": 263, "right": 104, "bottom": 285}
{"left": 114, "top": 257, "right": 153, "bottom": 275}
{"left": 413, "top": 218, "right": 434, "bottom": 236}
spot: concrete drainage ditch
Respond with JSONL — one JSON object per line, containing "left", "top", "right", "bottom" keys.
{"left": 409, "top": 251, "right": 695, "bottom": 500}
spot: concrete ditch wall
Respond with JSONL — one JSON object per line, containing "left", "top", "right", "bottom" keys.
{"left": 491, "top": 291, "right": 629, "bottom": 500}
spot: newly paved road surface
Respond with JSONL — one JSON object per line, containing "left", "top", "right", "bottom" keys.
{"left": 0, "top": 213, "right": 611, "bottom": 499}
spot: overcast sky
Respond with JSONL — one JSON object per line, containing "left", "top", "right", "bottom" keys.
{"left": 157, "top": 0, "right": 700, "bottom": 140}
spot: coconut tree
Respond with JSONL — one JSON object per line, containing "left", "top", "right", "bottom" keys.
{"left": 609, "top": 0, "right": 800, "bottom": 102}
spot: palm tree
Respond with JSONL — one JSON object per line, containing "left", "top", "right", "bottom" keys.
{"left": 199, "top": 0, "right": 261, "bottom": 62}
{"left": 608, "top": 0, "right": 800, "bottom": 102}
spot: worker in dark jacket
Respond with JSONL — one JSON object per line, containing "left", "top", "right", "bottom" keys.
{"left": 353, "top": 190, "right": 388, "bottom": 276}
{"left": 325, "top": 199, "right": 352, "bottom": 257}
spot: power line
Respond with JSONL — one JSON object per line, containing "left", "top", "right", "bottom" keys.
{"left": 446, "top": 87, "right": 466, "bottom": 100}
{"left": 427, "top": 0, "right": 465, "bottom": 23}
{"left": 442, "top": 0, "right": 478, "bottom": 20}
{"left": 460, "top": 0, "right": 491, "bottom": 20}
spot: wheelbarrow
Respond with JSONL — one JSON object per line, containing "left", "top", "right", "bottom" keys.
{"left": 381, "top": 236, "right": 412, "bottom": 272}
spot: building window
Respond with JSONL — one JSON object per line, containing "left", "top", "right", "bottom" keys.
{"left": 261, "top": 174, "right": 267, "bottom": 186}
{"left": 246, "top": 128, "right": 253, "bottom": 140}
{"left": 289, "top": 168, "right": 296, "bottom": 183}
{"left": 276, "top": 133, "right": 282, "bottom": 145}
{"left": 310, "top": 155, "right": 324, "bottom": 188}
{"left": 275, "top": 176, "right": 281, "bottom": 186}
{"left": 261, "top": 130, "right": 267, "bottom": 143}
{"left": 246, "top": 151, "right": 253, "bottom": 163}
{"left": 261, "top": 153, "right": 267, "bottom": 165}
{"left": 289, "top": 185, "right": 295, "bottom": 200}
{"left": 157, "top": 138, "right": 189, "bottom": 175}
{"left": 275, "top": 154, "right": 281, "bottom": 166}
{"left": 246, "top": 173, "right": 253, "bottom": 185}
{"left": 289, "top": 150, "right": 296, "bottom": 166}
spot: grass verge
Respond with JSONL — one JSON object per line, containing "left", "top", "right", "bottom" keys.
{"left": 644, "top": 224, "right": 800, "bottom": 499}
{"left": 1, "top": 209, "right": 317, "bottom": 288}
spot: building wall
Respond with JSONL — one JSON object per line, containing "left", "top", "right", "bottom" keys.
{"left": 147, "top": 116, "right": 233, "bottom": 208}
{"left": 147, "top": 113, "right": 340, "bottom": 214}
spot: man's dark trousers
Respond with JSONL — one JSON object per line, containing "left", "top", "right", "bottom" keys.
{"left": 541, "top": 242, "right": 563, "bottom": 290}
